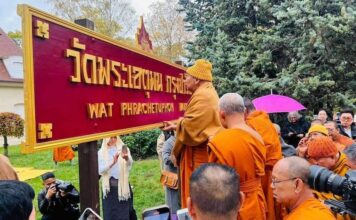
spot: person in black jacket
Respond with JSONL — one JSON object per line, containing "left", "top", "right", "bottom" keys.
{"left": 38, "top": 172, "right": 80, "bottom": 220}
{"left": 338, "top": 108, "right": 356, "bottom": 139}
{"left": 281, "top": 111, "right": 310, "bottom": 148}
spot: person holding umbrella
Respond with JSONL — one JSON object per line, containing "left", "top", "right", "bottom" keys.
{"left": 281, "top": 111, "right": 310, "bottom": 148}
{"left": 251, "top": 94, "right": 308, "bottom": 148}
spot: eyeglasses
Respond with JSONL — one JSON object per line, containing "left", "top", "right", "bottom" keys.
{"left": 271, "top": 177, "right": 299, "bottom": 187}
{"left": 341, "top": 117, "right": 353, "bottom": 121}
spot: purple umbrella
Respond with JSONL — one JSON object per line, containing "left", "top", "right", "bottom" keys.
{"left": 252, "top": 94, "right": 306, "bottom": 113}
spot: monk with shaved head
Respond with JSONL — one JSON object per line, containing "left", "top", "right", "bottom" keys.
{"left": 208, "top": 93, "right": 267, "bottom": 220}
{"left": 324, "top": 121, "right": 354, "bottom": 151}
{"left": 272, "top": 157, "right": 335, "bottom": 220}
{"left": 188, "top": 163, "right": 243, "bottom": 220}
{"left": 245, "top": 98, "right": 282, "bottom": 220}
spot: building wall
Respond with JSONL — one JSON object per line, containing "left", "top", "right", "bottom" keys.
{"left": 0, "top": 85, "right": 25, "bottom": 146}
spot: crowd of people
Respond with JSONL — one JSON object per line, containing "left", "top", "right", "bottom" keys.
{"left": 0, "top": 136, "right": 137, "bottom": 220}
{"left": 159, "top": 59, "right": 356, "bottom": 220}
{"left": 0, "top": 58, "right": 355, "bottom": 220}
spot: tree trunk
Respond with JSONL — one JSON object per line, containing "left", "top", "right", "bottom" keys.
{"left": 3, "top": 136, "right": 8, "bottom": 157}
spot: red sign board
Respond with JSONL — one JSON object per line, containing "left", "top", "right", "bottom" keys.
{"left": 18, "top": 5, "right": 190, "bottom": 152}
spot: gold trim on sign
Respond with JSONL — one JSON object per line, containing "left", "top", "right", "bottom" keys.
{"left": 18, "top": 5, "right": 37, "bottom": 154}
{"left": 23, "top": 121, "right": 178, "bottom": 153}
{"left": 17, "top": 4, "right": 184, "bottom": 153}
{"left": 17, "top": 4, "right": 185, "bottom": 70}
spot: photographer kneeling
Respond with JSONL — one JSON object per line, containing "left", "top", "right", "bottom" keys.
{"left": 38, "top": 172, "right": 80, "bottom": 220}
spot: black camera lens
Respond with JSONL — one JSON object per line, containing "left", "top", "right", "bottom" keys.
{"left": 309, "top": 165, "right": 329, "bottom": 191}
{"left": 308, "top": 165, "right": 346, "bottom": 196}
{"left": 309, "top": 166, "right": 356, "bottom": 216}
{"left": 55, "top": 182, "right": 74, "bottom": 193}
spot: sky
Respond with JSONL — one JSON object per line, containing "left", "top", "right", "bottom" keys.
{"left": 0, "top": 0, "right": 162, "bottom": 33}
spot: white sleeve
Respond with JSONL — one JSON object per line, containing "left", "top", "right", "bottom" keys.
{"left": 98, "top": 150, "right": 111, "bottom": 175}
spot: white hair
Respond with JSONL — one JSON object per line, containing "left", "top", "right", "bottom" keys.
{"left": 219, "top": 93, "right": 245, "bottom": 115}
{"left": 287, "top": 111, "right": 302, "bottom": 122}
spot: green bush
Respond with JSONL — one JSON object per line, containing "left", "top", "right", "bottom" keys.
{"left": 122, "top": 129, "right": 161, "bottom": 159}
{"left": 0, "top": 112, "right": 24, "bottom": 137}
{"left": 0, "top": 112, "right": 24, "bottom": 156}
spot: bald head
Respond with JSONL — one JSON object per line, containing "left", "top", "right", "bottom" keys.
{"left": 272, "top": 157, "right": 315, "bottom": 210}
{"left": 311, "top": 119, "right": 323, "bottom": 126}
{"left": 324, "top": 120, "right": 338, "bottom": 129}
{"left": 219, "top": 93, "right": 245, "bottom": 115}
{"left": 324, "top": 121, "right": 339, "bottom": 139}
{"left": 274, "top": 156, "right": 310, "bottom": 183}
{"left": 189, "top": 163, "right": 240, "bottom": 219}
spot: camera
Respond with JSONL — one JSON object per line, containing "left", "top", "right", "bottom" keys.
{"left": 308, "top": 165, "right": 356, "bottom": 216}
{"left": 54, "top": 181, "right": 74, "bottom": 193}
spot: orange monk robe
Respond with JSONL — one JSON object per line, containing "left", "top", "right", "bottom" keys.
{"left": 313, "top": 153, "right": 350, "bottom": 220}
{"left": 208, "top": 129, "right": 267, "bottom": 220}
{"left": 334, "top": 142, "right": 346, "bottom": 152}
{"left": 334, "top": 133, "right": 354, "bottom": 150}
{"left": 53, "top": 146, "right": 75, "bottom": 162}
{"left": 173, "top": 82, "right": 222, "bottom": 208}
{"left": 246, "top": 110, "right": 282, "bottom": 220}
{"left": 284, "top": 198, "right": 335, "bottom": 220}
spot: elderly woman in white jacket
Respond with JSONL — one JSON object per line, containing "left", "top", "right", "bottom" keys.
{"left": 98, "top": 136, "right": 137, "bottom": 220}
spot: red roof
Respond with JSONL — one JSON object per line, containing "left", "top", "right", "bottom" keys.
{"left": 0, "top": 27, "right": 22, "bottom": 58}
{"left": 0, "top": 27, "right": 23, "bottom": 83}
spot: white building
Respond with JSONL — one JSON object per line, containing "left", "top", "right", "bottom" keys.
{"left": 0, "top": 27, "right": 24, "bottom": 146}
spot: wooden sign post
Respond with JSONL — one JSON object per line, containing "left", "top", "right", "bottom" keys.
{"left": 78, "top": 140, "right": 100, "bottom": 213}
{"left": 73, "top": 18, "right": 100, "bottom": 214}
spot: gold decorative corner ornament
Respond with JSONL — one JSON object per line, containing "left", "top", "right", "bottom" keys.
{"left": 38, "top": 123, "right": 53, "bottom": 139}
{"left": 145, "top": 91, "right": 150, "bottom": 99}
{"left": 35, "top": 20, "right": 49, "bottom": 39}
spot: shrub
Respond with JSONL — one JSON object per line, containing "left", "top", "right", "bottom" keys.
{"left": 121, "top": 129, "right": 161, "bottom": 159}
{"left": 0, "top": 112, "right": 24, "bottom": 156}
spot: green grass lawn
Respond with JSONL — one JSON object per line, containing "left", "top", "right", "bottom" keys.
{"left": 6, "top": 145, "right": 164, "bottom": 220}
